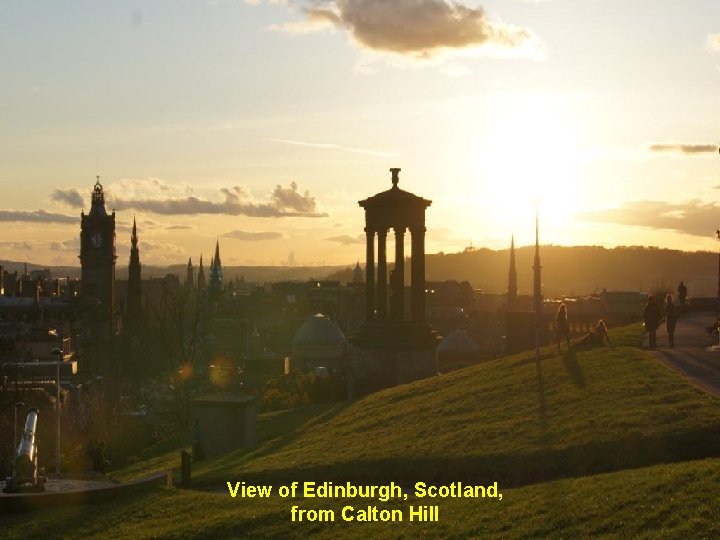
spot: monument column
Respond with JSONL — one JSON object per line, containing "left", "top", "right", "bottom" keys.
{"left": 411, "top": 226, "right": 426, "bottom": 322}
{"left": 365, "top": 228, "right": 375, "bottom": 320}
{"left": 394, "top": 226, "right": 405, "bottom": 320}
{"left": 377, "top": 229, "right": 388, "bottom": 319}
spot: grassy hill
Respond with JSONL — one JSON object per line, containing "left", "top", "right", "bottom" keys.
{"left": 5, "top": 322, "right": 720, "bottom": 538}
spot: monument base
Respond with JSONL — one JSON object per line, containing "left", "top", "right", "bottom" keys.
{"left": 349, "top": 321, "right": 440, "bottom": 394}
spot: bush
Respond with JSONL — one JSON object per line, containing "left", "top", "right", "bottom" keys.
{"left": 262, "top": 371, "right": 345, "bottom": 412}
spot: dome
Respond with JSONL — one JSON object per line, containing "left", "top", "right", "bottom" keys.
{"left": 291, "top": 314, "right": 347, "bottom": 348}
{"left": 437, "top": 329, "right": 480, "bottom": 354}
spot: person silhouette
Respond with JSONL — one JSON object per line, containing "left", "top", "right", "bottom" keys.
{"left": 644, "top": 295, "right": 660, "bottom": 350}
{"left": 664, "top": 294, "right": 677, "bottom": 348}
{"left": 677, "top": 281, "right": 687, "bottom": 314}
{"left": 555, "top": 303, "right": 571, "bottom": 352}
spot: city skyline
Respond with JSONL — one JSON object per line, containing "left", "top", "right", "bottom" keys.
{"left": 1, "top": 1, "right": 719, "bottom": 266}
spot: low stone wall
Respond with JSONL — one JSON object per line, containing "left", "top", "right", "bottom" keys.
{"left": 0, "top": 470, "right": 172, "bottom": 514}
{"left": 350, "top": 346, "right": 437, "bottom": 394}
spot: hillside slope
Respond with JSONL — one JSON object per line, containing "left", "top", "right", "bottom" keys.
{"left": 6, "top": 323, "right": 720, "bottom": 539}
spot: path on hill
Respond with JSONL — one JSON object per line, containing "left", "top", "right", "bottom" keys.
{"left": 649, "top": 311, "right": 720, "bottom": 397}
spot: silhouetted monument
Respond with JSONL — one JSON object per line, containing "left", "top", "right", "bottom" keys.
{"left": 349, "top": 168, "right": 439, "bottom": 393}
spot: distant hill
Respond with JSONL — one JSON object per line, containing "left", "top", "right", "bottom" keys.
{"left": 4, "top": 245, "right": 718, "bottom": 295}
{"left": 329, "top": 245, "right": 719, "bottom": 297}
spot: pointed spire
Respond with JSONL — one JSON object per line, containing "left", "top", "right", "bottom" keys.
{"left": 507, "top": 235, "right": 517, "bottom": 307}
{"left": 127, "top": 216, "right": 142, "bottom": 322}
{"left": 533, "top": 205, "right": 542, "bottom": 363}
{"left": 214, "top": 238, "right": 221, "bottom": 269}
{"left": 209, "top": 239, "right": 223, "bottom": 292}
{"left": 185, "top": 257, "right": 195, "bottom": 289}
{"left": 197, "top": 255, "right": 206, "bottom": 290}
{"left": 131, "top": 215, "right": 138, "bottom": 248}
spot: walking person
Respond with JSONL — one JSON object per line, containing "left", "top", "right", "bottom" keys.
{"left": 643, "top": 295, "right": 660, "bottom": 350}
{"left": 665, "top": 294, "right": 677, "bottom": 348}
{"left": 555, "top": 302, "right": 571, "bottom": 353}
{"left": 677, "top": 281, "right": 687, "bottom": 315}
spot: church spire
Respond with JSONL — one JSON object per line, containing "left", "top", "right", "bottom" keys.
{"left": 533, "top": 206, "right": 542, "bottom": 363}
{"left": 126, "top": 215, "right": 142, "bottom": 322}
{"left": 209, "top": 239, "right": 223, "bottom": 292}
{"left": 197, "top": 255, "right": 206, "bottom": 290}
{"left": 507, "top": 235, "right": 517, "bottom": 308}
{"left": 185, "top": 257, "right": 195, "bottom": 290}
{"left": 213, "top": 238, "right": 221, "bottom": 270}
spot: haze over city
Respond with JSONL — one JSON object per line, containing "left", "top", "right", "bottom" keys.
{"left": 2, "top": 0, "right": 719, "bottom": 266}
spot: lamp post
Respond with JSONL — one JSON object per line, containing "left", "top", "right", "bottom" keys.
{"left": 13, "top": 401, "right": 25, "bottom": 472}
{"left": 51, "top": 347, "right": 63, "bottom": 474}
{"left": 716, "top": 229, "right": 720, "bottom": 312}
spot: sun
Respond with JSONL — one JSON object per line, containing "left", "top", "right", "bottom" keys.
{"left": 470, "top": 94, "right": 583, "bottom": 236}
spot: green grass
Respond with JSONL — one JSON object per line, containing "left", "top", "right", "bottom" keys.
{"left": 4, "top": 457, "right": 720, "bottom": 539}
{"left": 9, "top": 322, "right": 720, "bottom": 538}
{"left": 171, "top": 322, "right": 720, "bottom": 488}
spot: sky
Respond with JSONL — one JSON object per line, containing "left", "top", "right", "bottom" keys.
{"left": 1, "top": 0, "right": 719, "bottom": 267}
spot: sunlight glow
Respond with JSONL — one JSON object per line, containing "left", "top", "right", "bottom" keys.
{"left": 470, "top": 95, "right": 583, "bottom": 237}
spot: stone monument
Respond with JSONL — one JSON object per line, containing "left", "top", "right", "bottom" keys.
{"left": 349, "top": 168, "right": 439, "bottom": 393}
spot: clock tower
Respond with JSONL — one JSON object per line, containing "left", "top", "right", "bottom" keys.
{"left": 80, "top": 177, "right": 117, "bottom": 328}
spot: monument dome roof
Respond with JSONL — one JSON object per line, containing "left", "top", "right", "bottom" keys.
{"left": 291, "top": 313, "right": 347, "bottom": 347}
{"left": 437, "top": 329, "right": 480, "bottom": 353}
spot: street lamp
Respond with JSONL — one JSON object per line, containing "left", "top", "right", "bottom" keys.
{"left": 716, "top": 229, "right": 719, "bottom": 312}
{"left": 13, "top": 401, "right": 25, "bottom": 471}
{"left": 51, "top": 347, "right": 63, "bottom": 475}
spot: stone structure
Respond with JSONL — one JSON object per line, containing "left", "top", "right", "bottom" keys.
{"left": 79, "top": 177, "right": 116, "bottom": 330}
{"left": 437, "top": 329, "right": 481, "bottom": 373}
{"left": 350, "top": 168, "right": 439, "bottom": 393}
{"left": 290, "top": 313, "right": 347, "bottom": 375}
{"left": 190, "top": 395, "right": 257, "bottom": 458}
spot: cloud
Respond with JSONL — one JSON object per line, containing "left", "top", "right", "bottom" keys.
{"left": 325, "top": 234, "right": 364, "bottom": 244}
{"left": 268, "top": 9, "right": 338, "bottom": 33}
{"left": 264, "top": 0, "right": 539, "bottom": 59}
{"left": 222, "top": 229, "right": 284, "bottom": 241}
{"left": 51, "top": 188, "right": 84, "bottom": 207}
{"left": 140, "top": 240, "right": 185, "bottom": 255}
{"left": 104, "top": 182, "right": 327, "bottom": 218}
{"left": 166, "top": 224, "right": 195, "bottom": 230}
{"left": 707, "top": 33, "right": 720, "bottom": 52}
{"left": 272, "top": 138, "right": 401, "bottom": 157}
{"left": 578, "top": 200, "right": 720, "bottom": 237}
{"left": 649, "top": 143, "right": 718, "bottom": 154}
{"left": 49, "top": 239, "right": 80, "bottom": 251}
{"left": 0, "top": 210, "right": 77, "bottom": 224}
{"left": 0, "top": 241, "right": 32, "bottom": 250}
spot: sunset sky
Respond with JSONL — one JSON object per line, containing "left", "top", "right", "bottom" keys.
{"left": 1, "top": 0, "right": 719, "bottom": 267}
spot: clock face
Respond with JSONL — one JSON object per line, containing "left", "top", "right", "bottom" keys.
{"left": 91, "top": 233, "right": 103, "bottom": 248}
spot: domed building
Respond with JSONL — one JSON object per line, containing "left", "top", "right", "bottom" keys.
{"left": 289, "top": 313, "right": 348, "bottom": 375}
{"left": 437, "top": 329, "right": 481, "bottom": 373}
